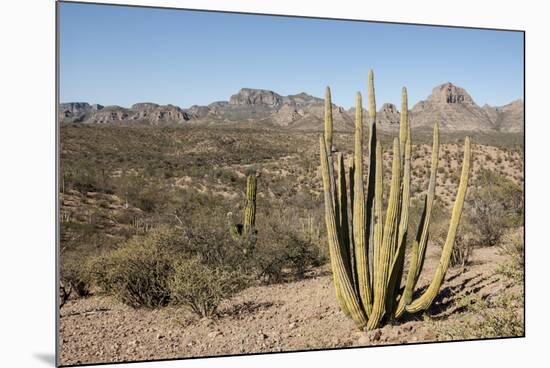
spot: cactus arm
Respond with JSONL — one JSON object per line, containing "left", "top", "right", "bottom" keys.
{"left": 396, "top": 125, "right": 411, "bottom": 264}
{"left": 383, "top": 89, "right": 409, "bottom": 317}
{"left": 394, "top": 240, "right": 419, "bottom": 318}
{"left": 365, "top": 122, "right": 377, "bottom": 286}
{"left": 367, "top": 138, "right": 401, "bottom": 330}
{"left": 415, "top": 122, "right": 440, "bottom": 282}
{"left": 337, "top": 152, "right": 353, "bottom": 279}
{"left": 324, "top": 87, "right": 340, "bottom": 231}
{"left": 352, "top": 92, "right": 373, "bottom": 316}
{"left": 372, "top": 140, "right": 383, "bottom": 286}
{"left": 406, "top": 137, "right": 471, "bottom": 313}
{"left": 387, "top": 125, "right": 411, "bottom": 317}
{"left": 242, "top": 174, "right": 257, "bottom": 234}
{"left": 324, "top": 86, "right": 333, "bottom": 152}
{"left": 395, "top": 123, "right": 439, "bottom": 316}
{"left": 320, "top": 136, "right": 368, "bottom": 327}
{"left": 348, "top": 156, "right": 358, "bottom": 292}
{"left": 348, "top": 156, "right": 355, "bottom": 224}
{"left": 366, "top": 70, "right": 378, "bottom": 278}
{"left": 399, "top": 87, "right": 408, "bottom": 165}
{"left": 368, "top": 70, "right": 376, "bottom": 122}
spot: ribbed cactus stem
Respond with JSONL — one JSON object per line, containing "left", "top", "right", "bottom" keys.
{"left": 242, "top": 174, "right": 257, "bottom": 234}
{"left": 415, "top": 122, "right": 440, "bottom": 282}
{"left": 318, "top": 75, "right": 471, "bottom": 328}
{"left": 320, "top": 136, "right": 368, "bottom": 327}
{"left": 365, "top": 114, "right": 378, "bottom": 285}
{"left": 368, "top": 138, "right": 401, "bottom": 330}
{"left": 368, "top": 70, "right": 376, "bottom": 123}
{"left": 399, "top": 87, "right": 408, "bottom": 164}
{"left": 337, "top": 152, "right": 352, "bottom": 278}
{"left": 353, "top": 92, "right": 373, "bottom": 316}
{"left": 372, "top": 139, "right": 383, "bottom": 281}
{"left": 395, "top": 123, "right": 440, "bottom": 315}
{"left": 387, "top": 126, "right": 411, "bottom": 317}
{"left": 325, "top": 86, "right": 333, "bottom": 152}
{"left": 406, "top": 136, "right": 471, "bottom": 313}
{"left": 348, "top": 156, "right": 357, "bottom": 291}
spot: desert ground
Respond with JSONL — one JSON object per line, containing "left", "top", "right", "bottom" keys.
{"left": 58, "top": 124, "right": 524, "bottom": 366}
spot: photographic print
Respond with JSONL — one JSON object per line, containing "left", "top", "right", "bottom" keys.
{"left": 57, "top": 1, "right": 525, "bottom": 366}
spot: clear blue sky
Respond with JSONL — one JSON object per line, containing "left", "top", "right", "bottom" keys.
{"left": 59, "top": 2, "right": 524, "bottom": 109}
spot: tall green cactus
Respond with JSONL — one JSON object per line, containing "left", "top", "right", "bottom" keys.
{"left": 230, "top": 173, "right": 258, "bottom": 239}
{"left": 319, "top": 70, "right": 471, "bottom": 330}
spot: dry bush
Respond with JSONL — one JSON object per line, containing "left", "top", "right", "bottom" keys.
{"left": 60, "top": 257, "right": 92, "bottom": 299}
{"left": 497, "top": 230, "right": 524, "bottom": 282}
{"left": 169, "top": 257, "right": 249, "bottom": 317}
{"left": 466, "top": 169, "right": 523, "bottom": 247}
{"left": 449, "top": 218, "right": 476, "bottom": 271}
{"left": 438, "top": 291, "right": 523, "bottom": 340}
{"left": 88, "top": 227, "right": 178, "bottom": 308}
{"left": 253, "top": 210, "right": 326, "bottom": 284}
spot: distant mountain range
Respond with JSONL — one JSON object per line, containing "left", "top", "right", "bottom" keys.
{"left": 59, "top": 82, "right": 523, "bottom": 132}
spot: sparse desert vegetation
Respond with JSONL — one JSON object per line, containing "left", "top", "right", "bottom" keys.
{"left": 59, "top": 119, "right": 523, "bottom": 365}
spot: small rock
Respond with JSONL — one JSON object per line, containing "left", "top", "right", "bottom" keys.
{"left": 156, "top": 334, "right": 165, "bottom": 340}
{"left": 358, "top": 334, "right": 370, "bottom": 345}
{"left": 371, "top": 330, "right": 382, "bottom": 341}
{"left": 208, "top": 331, "right": 221, "bottom": 338}
{"left": 289, "top": 322, "right": 297, "bottom": 329}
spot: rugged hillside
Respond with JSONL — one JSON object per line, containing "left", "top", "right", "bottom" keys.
{"left": 482, "top": 99, "right": 524, "bottom": 133}
{"left": 60, "top": 102, "right": 191, "bottom": 125}
{"left": 60, "top": 83, "right": 523, "bottom": 132}
{"left": 409, "top": 82, "right": 523, "bottom": 132}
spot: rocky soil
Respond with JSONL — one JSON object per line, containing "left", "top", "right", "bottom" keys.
{"left": 59, "top": 246, "right": 522, "bottom": 366}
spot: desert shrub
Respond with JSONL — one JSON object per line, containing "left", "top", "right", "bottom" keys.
{"left": 254, "top": 218, "right": 325, "bottom": 283}
{"left": 177, "top": 209, "right": 256, "bottom": 271}
{"left": 88, "top": 227, "right": 179, "bottom": 308}
{"left": 62, "top": 165, "right": 113, "bottom": 194}
{"left": 169, "top": 257, "right": 249, "bottom": 317}
{"left": 59, "top": 281, "right": 71, "bottom": 308}
{"left": 467, "top": 169, "right": 523, "bottom": 246}
{"left": 407, "top": 198, "right": 450, "bottom": 246}
{"left": 497, "top": 230, "right": 524, "bottom": 282}
{"left": 60, "top": 257, "right": 92, "bottom": 298}
{"left": 449, "top": 217, "right": 476, "bottom": 271}
{"left": 438, "top": 291, "right": 524, "bottom": 340}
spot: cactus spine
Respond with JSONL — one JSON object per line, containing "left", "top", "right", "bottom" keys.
{"left": 319, "top": 70, "right": 471, "bottom": 330}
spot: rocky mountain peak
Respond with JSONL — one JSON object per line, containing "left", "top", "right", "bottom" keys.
{"left": 380, "top": 103, "right": 399, "bottom": 114}
{"left": 131, "top": 102, "right": 160, "bottom": 110}
{"left": 427, "top": 82, "right": 475, "bottom": 105}
{"left": 60, "top": 83, "right": 522, "bottom": 132}
{"left": 378, "top": 103, "right": 400, "bottom": 126}
{"left": 229, "top": 88, "right": 283, "bottom": 106}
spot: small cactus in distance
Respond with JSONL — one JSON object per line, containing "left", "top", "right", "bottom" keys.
{"left": 319, "top": 70, "right": 471, "bottom": 330}
{"left": 230, "top": 173, "right": 259, "bottom": 239}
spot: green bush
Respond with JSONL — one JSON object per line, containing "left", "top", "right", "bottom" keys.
{"left": 449, "top": 217, "right": 475, "bottom": 271}
{"left": 254, "top": 219, "right": 325, "bottom": 283}
{"left": 438, "top": 291, "right": 524, "bottom": 340}
{"left": 467, "top": 169, "right": 523, "bottom": 246}
{"left": 497, "top": 230, "right": 524, "bottom": 282}
{"left": 60, "top": 256, "right": 93, "bottom": 302}
{"left": 178, "top": 212, "right": 249, "bottom": 269}
{"left": 169, "top": 257, "right": 249, "bottom": 317}
{"left": 61, "top": 261, "right": 92, "bottom": 298}
{"left": 88, "top": 227, "right": 178, "bottom": 308}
